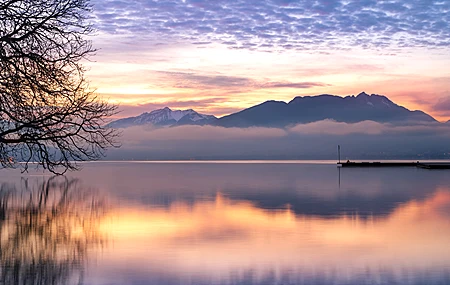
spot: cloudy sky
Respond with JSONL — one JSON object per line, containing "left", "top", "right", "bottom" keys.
{"left": 87, "top": 0, "right": 450, "bottom": 121}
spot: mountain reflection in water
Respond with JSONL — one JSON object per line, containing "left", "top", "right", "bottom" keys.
{"left": 99, "top": 190, "right": 450, "bottom": 285}
{"left": 1, "top": 163, "right": 450, "bottom": 285}
{"left": 0, "top": 177, "right": 107, "bottom": 285}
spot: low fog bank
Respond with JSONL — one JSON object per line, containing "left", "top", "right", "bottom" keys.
{"left": 106, "top": 120, "right": 450, "bottom": 160}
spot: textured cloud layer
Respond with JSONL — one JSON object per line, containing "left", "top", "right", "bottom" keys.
{"left": 92, "top": 0, "right": 450, "bottom": 51}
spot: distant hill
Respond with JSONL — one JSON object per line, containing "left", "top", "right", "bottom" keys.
{"left": 215, "top": 92, "right": 436, "bottom": 128}
{"left": 109, "top": 92, "right": 437, "bottom": 129}
{"left": 108, "top": 107, "right": 217, "bottom": 128}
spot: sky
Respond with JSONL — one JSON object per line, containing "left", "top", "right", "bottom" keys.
{"left": 87, "top": 0, "right": 450, "bottom": 121}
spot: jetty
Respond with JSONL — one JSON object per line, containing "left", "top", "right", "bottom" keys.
{"left": 338, "top": 161, "right": 450, "bottom": 169}
{"left": 416, "top": 163, "right": 450, "bottom": 169}
{"left": 336, "top": 145, "right": 450, "bottom": 169}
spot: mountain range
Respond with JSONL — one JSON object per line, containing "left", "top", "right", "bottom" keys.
{"left": 109, "top": 92, "right": 438, "bottom": 128}
{"left": 108, "top": 107, "right": 217, "bottom": 128}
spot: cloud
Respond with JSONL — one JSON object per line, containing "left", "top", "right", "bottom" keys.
{"left": 116, "top": 97, "right": 239, "bottom": 117}
{"left": 121, "top": 125, "right": 286, "bottom": 145}
{"left": 107, "top": 121, "right": 450, "bottom": 160}
{"left": 289, "top": 120, "right": 386, "bottom": 135}
{"left": 91, "top": 0, "right": 450, "bottom": 51}
{"left": 157, "top": 71, "right": 329, "bottom": 90}
{"left": 433, "top": 97, "right": 450, "bottom": 112}
{"left": 157, "top": 72, "right": 254, "bottom": 88}
{"left": 261, "top": 82, "right": 329, "bottom": 89}
{"left": 402, "top": 92, "right": 450, "bottom": 118}
{"left": 289, "top": 119, "right": 450, "bottom": 136}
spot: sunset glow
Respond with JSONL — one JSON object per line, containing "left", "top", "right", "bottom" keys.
{"left": 88, "top": 1, "right": 450, "bottom": 121}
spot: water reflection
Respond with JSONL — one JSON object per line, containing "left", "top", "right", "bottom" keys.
{"left": 1, "top": 163, "right": 450, "bottom": 285}
{"left": 68, "top": 163, "right": 450, "bottom": 219}
{"left": 0, "top": 177, "right": 106, "bottom": 285}
{"left": 99, "top": 191, "right": 450, "bottom": 284}
{"left": 97, "top": 190, "right": 450, "bottom": 284}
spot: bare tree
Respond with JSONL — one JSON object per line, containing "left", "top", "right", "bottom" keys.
{"left": 0, "top": 0, "right": 119, "bottom": 174}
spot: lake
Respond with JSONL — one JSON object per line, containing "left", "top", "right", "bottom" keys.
{"left": 1, "top": 161, "right": 450, "bottom": 284}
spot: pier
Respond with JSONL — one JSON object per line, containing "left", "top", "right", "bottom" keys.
{"left": 338, "top": 161, "right": 450, "bottom": 169}
{"left": 336, "top": 146, "right": 450, "bottom": 169}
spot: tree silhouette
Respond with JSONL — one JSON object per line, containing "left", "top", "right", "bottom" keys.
{"left": 0, "top": 0, "right": 118, "bottom": 174}
{"left": 0, "top": 177, "right": 107, "bottom": 285}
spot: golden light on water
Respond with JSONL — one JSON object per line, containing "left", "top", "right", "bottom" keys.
{"left": 98, "top": 189, "right": 450, "bottom": 276}
{"left": 1, "top": 163, "right": 450, "bottom": 284}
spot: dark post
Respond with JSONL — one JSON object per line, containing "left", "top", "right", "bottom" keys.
{"left": 338, "top": 145, "right": 341, "bottom": 163}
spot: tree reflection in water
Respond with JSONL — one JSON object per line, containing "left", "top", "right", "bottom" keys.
{"left": 0, "top": 177, "right": 107, "bottom": 285}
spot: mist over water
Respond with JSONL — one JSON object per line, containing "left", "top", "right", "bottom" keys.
{"left": 106, "top": 122, "right": 450, "bottom": 160}
{"left": 1, "top": 162, "right": 450, "bottom": 284}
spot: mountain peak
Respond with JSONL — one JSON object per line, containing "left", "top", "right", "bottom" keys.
{"left": 356, "top": 92, "right": 387, "bottom": 99}
{"left": 357, "top": 91, "right": 369, "bottom": 97}
{"left": 289, "top": 94, "right": 336, "bottom": 104}
{"left": 108, "top": 108, "right": 217, "bottom": 128}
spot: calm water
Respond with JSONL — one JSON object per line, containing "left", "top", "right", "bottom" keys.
{"left": 1, "top": 162, "right": 450, "bottom": 284}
